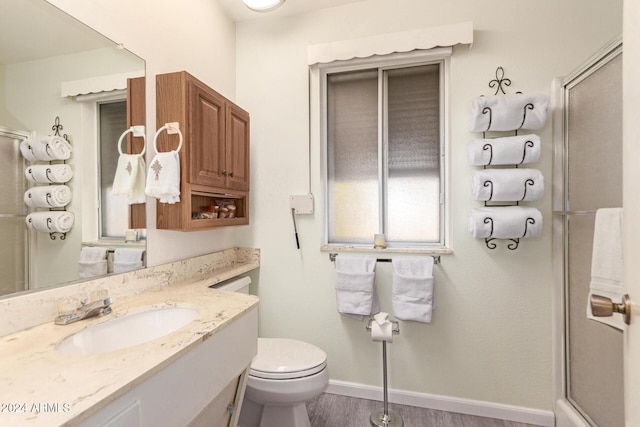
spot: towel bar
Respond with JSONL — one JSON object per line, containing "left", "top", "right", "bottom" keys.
{"left": 329, "top": 253, "right": 440, "bottom": 265}
{"left": 552, "top": 210, "right": 597, "bottom": 216}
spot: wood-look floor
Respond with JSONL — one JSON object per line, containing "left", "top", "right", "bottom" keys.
{"left": 306, "top": 393, "right": 539, "bottom": 427}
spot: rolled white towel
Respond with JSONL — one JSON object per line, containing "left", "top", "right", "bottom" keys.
{"left": 468, "top": 134, "right": 541, "bottom": 166}
{"left": 25, "top": 211, "right": 74, "bottom": 233}
{"left": 472, "top": 168, "right": 544, "bottom": 202}
{"left": 469, "top": 93, "right": 549, "bottom": 132}
{"left": 25, "top": 164, "right": 73, "bottom": 184}
{"left": 145, "top": 151, "right": 180, "bottom": 204}
{"left": 24, "top": 185, "right": 71, "bottom": 208}
{"left": 468, "top": 206, "right": 543, "bottom": 239}
{"left": 111, "top": 154, "right": 147, "bottom": 204}
{"left": 19, "top": 137, "right": 40, "bottom": 162}
{"left": 20, "top": 136, "right": 72, "bottom": 161}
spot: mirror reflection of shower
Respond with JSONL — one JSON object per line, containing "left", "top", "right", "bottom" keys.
{"left": 0, "top": 126, "right": 30, "bottom": 297}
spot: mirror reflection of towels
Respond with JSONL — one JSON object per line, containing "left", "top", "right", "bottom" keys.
{"left": 25, "top": 211, "right": 74, "bottom": 233}
{"left": 112, "top": 153, "right": 146, "bottom": 204}
{"left": 78, "top": 247, "right": 108, "bottom": 279}
{"left": 24, "top": 185, "right": 71, "bottom": 208}
{"left": 113, "top": 248, "right": 145, "bottom": 274}
{"left": 19, "top": 136, "right": 72, "bottom": 161}
{"left": 25, "top": 164, "right": 73, "bottom": 184}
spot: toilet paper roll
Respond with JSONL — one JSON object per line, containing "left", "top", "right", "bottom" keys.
{"left": 371, "top": 312, "right": 394, "bottom": 343}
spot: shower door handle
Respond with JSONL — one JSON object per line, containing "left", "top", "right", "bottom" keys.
{"left": 590, "top": 293, "right": 631, "bottom": 325}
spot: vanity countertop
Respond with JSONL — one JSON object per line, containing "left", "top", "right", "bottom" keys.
{"left": 0, "top": 274, "right": 259, "bottom": 426}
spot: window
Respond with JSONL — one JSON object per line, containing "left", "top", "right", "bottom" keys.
{"left": 98, "top": 100, "right": 128, "bottom": 239}
{"left": 321, "top": 52, "right": 449, "bottom": 249}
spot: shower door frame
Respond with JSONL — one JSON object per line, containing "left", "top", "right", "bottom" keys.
{"left": 551, "top": 38, "right": 623, "bottom": 427}
{"left": 0, "top": 125, "right": 33, "bottom": 294}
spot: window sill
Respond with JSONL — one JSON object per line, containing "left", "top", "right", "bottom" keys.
{"left": 82, "top": 239, "right": 146, "bottom": 248}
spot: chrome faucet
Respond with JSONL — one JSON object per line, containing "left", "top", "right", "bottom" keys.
{"left": 55, "top": 297, "right": 113, "bottom": 325}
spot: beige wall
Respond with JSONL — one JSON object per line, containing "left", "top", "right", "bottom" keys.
{"left": 235, "top": 0, "right": 622, "bottom": 411}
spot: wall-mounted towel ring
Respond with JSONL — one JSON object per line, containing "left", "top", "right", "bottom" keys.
{"left": 153, "top": 122, "right": 183, "bottom": 154}
{"left": 117, "top": 125, "right": 146, "bottom": 156}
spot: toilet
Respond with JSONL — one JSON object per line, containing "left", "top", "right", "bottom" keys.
{"left": 212, "top": 277, "right": 329, "bottom": 427}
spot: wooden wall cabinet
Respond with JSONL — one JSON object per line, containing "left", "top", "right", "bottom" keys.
{"left": 155, "top": 71, "right": 250, "bottom": 231}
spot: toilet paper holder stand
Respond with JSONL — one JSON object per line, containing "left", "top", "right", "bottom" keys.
{"left": 366, "top": 318, "right": 400, "bottom": 335}
{"left": 366, "top": 317, "right": 403, "bottom": 427}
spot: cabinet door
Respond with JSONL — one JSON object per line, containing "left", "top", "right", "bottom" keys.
{"left": 226, "top": 103, "right": 250, "bottom": 191}
{"left": 189, "top": 79, "right": 227, "bottom": 188}
{"left": 126, "top": 76, "right": 146, "bottom": 229}
{"left": 188, "top": 374, "right": 241, "bottom": 427}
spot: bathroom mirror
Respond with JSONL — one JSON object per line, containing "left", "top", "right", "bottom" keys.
{"left": 0, "top": 0, "right": 146, "bottom": 298}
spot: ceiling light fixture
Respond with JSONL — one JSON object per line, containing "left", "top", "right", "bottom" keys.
{"left": 242, "top": 0, "right": 285, "bottom": 12}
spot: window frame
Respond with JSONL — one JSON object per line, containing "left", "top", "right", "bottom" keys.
{"left": 96, "top": 98, "right": 128, "bottom": 240}
{"left": 77, "top": 89, "right": 129, "bottom": 243}
{"left": 318, "top": 48, "right": 451, "bottom": 251}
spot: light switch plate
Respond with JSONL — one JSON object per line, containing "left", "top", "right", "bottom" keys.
{"left": 290, "top": 194, "right": 314, "bottom": 214}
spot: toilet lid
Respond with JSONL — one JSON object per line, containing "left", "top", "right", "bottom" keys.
{"left": 250, "top": 338, "right": 327, "bottom": 380}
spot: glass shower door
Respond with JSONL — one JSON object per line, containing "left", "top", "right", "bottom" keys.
{"left": 0, "top": 127, "right": 29, "bottom": 297}
{"left": 555, "top": 43, "right": 623, "bottom": 426}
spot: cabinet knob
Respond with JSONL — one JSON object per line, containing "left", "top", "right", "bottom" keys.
{"left": 229, "top": 171, "right": 234, "bottom": 177}
{"left": 221, "top": 170, "right": 228, "bottom": 176}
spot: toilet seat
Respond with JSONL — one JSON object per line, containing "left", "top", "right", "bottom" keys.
{"left": 250, "top": 338, "right": 327, "bottom": 380}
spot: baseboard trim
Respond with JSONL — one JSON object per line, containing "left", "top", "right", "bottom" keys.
{"left": 325, "top": 380, "right": 555, "bottom": 427}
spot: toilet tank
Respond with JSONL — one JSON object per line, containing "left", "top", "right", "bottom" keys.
{"left": 209, "top": 276, "right": 251, "bottom": 294}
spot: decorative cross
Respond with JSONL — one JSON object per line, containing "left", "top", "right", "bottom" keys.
{"left": 151, "top": 159, "right": 163, "bottom": 180}
{"left": 126, "top": 161, "right": 133, "bottom": 176}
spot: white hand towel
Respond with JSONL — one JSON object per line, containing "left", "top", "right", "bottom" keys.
{"left": 468, "top": 134, "right": 541, "bottom": 166}
{"left": 469, "top": 93, "right": 549, "bottom": 132}
{"left": 145, "top": 151, "right": 180, "bottom": 204}
{"left": 25, "top": 211, "right": 74, "bottom": 233}
{"left": 335, "top": 256, "right": 379, "bottom": 320}
{"left": 587, "top": 208, "right": 624, "bottom": 330}
{"left": 111, "top": 154, "right": 147, "bottom": 204}
{"left": 20, "top": 136, "right": 72, "bottom": 161}
{"left": 469, "top": 206, "right": 543, "bottom": 239}
{"left": 392, "top": 257, "right": 435, "bottom": 323}
{"left": 25, "top": 164, "right": 73, "bottom": 184}
{"left": 24, "top": 185, "right": 71, "bottom": 208}
{"left": 78, "top": 247, "right": 108, "bottom": 279}
{"left": 472, "top": 168, "right": 544, "bottom": 202}
{"left": 113, "top": 248, "right": 145, "bottom": 273}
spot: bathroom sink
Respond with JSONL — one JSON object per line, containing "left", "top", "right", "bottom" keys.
{"left": 56, "top": 307, "right": 198, "bottom": 355}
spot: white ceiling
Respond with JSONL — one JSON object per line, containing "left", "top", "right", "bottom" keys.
{"left": 217, "top": 0, "right": 367, "bottom": 22}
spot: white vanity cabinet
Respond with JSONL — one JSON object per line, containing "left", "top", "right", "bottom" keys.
{"left": 79, "top": 307, "right": 258, "bottom": 427}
